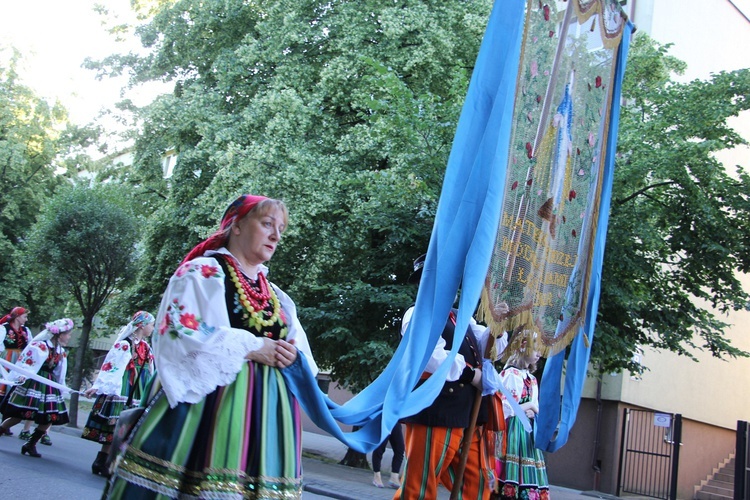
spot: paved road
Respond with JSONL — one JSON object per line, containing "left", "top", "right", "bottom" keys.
{"left": 0, "top": 423, "right": 596, "bottom": 500}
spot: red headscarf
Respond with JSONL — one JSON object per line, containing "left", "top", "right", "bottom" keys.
{"left": 181, "top": 194, "right": 268, "bottom": 264}
{"left": 0, "top": 307, "right": 28, "bottom": 325}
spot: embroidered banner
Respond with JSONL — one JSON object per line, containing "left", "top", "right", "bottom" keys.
{"left": 481, "top": 0, "right": 628, "bottom": 358}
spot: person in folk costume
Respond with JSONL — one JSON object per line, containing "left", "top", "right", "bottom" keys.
{"left": 81, "top": 310, "right": 155, "bottom": 477}
{"left": 493, "top": 327, "right": 550, "bottom": 500}
{"left": 104, "top": 194, "right": 319, "bottom": 499}
{"left": 0, "top": 306, "right": 37, "bottom": 440}
{"left": 394, "top": 254, "right": 509, "bottom": 500}
{"left": 0, "top": 317, "right": 74, "bottom": 458}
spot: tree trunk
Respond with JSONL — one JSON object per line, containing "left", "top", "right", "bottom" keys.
{"left": 338, "top": 425, "right": 370, "bottom": 469}
{"left": 339, "top": 448, "right": 370, "bottom": 469}
{"left": 67, "top": 314, "right": 93, "bottom": 428}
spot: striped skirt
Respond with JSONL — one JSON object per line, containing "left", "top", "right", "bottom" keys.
{"left": 493, "top": 417, "right": 549, "bottom": 500}
{"left": 0, "top": 367, "right": 69, "bottom": 425}
{"left": 82, "top": 367, "right": 153, "bottom": 444}
{"left": 105, "top": 362, "right": 303, "bottom": 499}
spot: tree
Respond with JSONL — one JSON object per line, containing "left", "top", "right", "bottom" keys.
{"left": 89, "top": 0, "right": 495, "bottom": 392}
{"left": 594, "top": 33, "right": 750, "bottom": 374}
{"left": 0, "top": 47, "right": 68, "bottom": 315}
{"left": 91, "top": 3, "right": 750, "bottom": 404}
{"left": 25, "top": 184, "right": 140, "bottom": 425}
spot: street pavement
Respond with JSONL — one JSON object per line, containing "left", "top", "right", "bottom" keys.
{"left": 0, "top": 413, "right": 603, "bottom": 500}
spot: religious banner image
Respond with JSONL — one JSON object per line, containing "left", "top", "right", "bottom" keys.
{"left": 482, "top": 0, "right": 628, "bottom": 357}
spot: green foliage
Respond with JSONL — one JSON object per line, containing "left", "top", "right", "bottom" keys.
{"left": 594, "top": 33, "right": 750, "bottom": 374}
{"left": 89, "top": 4, "right": 749, "bottom": 386}
{"left": 89, "top": 0, "right": 493, "bottom": 390}
{"left": 0, "top": 48, "right": 68, "bottom": 312}
{"left": 25, "top": 184, "right": 140, "bottom": 317}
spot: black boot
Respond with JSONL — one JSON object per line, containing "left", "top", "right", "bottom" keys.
{"left": 21, "top": 429, "right": 44, "bottom": 458}
{"left": 92, "top": 451, "right": 111, "bottom": 477}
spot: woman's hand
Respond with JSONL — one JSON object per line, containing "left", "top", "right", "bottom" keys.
{"left": 245, "top": 337, "right": 278, "bottom": 366}
{"left": 275, "top": 339, "right": 298, "bottom": 368}
{"left": 525, "top": 408, "right": 536, "bottom": 419}
{"left": 83, "top": 388, "right": 97, "bottom": 398}
{"left": 491, "top": 300, "right": 509, "bottom": 321}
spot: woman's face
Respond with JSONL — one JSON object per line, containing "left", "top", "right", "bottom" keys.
{"left": 231, "top": 207, "right": 286, "bottom": 266}
{"left": 15, "top": 313, "right": 28, "bottom": 326}
{"left": 142, "top": 323, "right": 154, "bottom": 338}
{"left": 58, "top": 332, "right": 72, "bottom": 346}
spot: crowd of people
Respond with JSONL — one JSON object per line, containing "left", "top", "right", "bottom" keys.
{"left": 0, "top": 193, "right": 550, "bottom": 500}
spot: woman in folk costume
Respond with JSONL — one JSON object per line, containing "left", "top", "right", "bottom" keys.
{"left": 493, "top": 328, "right": 550, "bottom": 500}
{"left": 0, "top": 307, "right": 32, "bottom": 398}
{"left": 104, "top": 194, "right": 318, "bottom": 499}
{"left": 0, "top": 317, "right": 74, "bottom": 458}
{"left": 82, "top": 310, "right": 155, "bottom": 477}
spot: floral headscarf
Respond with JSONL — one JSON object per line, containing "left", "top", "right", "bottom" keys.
{"left": 32, "top": 318, "right": 75, "bottom": 342}
{"left": 180, "top": 194, "right": 271, "bottom": 264}
{"left": 115, "top": 311, "right": 156, "bottom": 343}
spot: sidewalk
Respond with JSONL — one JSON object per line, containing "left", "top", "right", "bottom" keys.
{"left": 51, "top": 403, "right": 606, "bottom": 500}
{"left": 300, "top": 430, "right": 603, "bottom": 500}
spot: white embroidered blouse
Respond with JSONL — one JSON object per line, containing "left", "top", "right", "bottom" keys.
{"left": 153, "top": 248, "right": 318, "bottom": 407}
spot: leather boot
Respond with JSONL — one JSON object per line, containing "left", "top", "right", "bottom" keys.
{"left": 92, "top": 451, "right": 111, "bottom": 477}
{"left": 21, "top": 429, "right": 44, "bottom": 458}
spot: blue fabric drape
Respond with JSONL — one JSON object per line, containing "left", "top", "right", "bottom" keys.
{"left": 535, "top": 21, "right": 633, "bottom": 452}
{"left": 283, "top": 0, "right": 527, "bottom": 453}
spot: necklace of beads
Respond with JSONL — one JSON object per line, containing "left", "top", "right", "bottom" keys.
{"left": 225, "top": 256, "right": 282, "bottom": 335}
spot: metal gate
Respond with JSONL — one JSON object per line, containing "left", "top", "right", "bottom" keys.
{"left": 737, "top": 420, "right": 750, "bottom": 500}
{"left": 617, "top": 408, "right": 682, "bottom": 500}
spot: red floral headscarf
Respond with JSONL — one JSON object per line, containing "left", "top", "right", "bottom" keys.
{"left": 0, "top": 307, "right": 29, "bottom": 325}
{"left": 181, "top": 194, "right": 269, "bottom": 264}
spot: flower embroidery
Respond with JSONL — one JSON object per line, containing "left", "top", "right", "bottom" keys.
{"left": 38, "top": 343, "right": 47, "bottom": 352}
{"left": 101, "top": 362, "right": 113, "bottom": 372}
{"left": 122, "top": 344, "right": 129, "bottom": 351}
{"left": 180, "top": 313, "right": 200, "bottom": 331}
{"left": 159, "top": 315, "right": 171, "bottom": 335}
{"left": 201, "top": 265, "right": 220, "bottom": 278}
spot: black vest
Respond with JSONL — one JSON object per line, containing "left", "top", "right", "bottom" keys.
{"left": 403, "top": 311, "right": 489, "bottom": 428}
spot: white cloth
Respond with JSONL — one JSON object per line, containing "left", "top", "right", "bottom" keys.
{"left": 153, "top": 249, "right": 318, "bottom": 408}
{"left": 91, "top": 337, "right": 150, "bottom": 396}
{"left": 400, "top": 306, "right": 507, "bottom": 382}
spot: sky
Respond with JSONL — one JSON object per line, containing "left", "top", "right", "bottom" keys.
{"left": 1, "top": 0, "right": 749, "bottom": 136}
{"left": 0, "top": 0, "right": 167, "bottom": 127}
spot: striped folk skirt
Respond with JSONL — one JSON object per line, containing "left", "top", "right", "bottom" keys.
{"left": 104, "top": 362, "right": 303, "bottom": 499}
{"left": 493, "top": 416, "right": 550, "bottom": 500}
{"left": 0, "top": 367, "right": 69, "bottom": 425}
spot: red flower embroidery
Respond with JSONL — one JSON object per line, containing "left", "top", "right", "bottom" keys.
{"left": 511, "top": 181, "right": 519, "bottom": 191}
{"left": 572, "top": 229, "right": 577, "bottom": 237}
{"left": 122, "top": 344, "right": 129, "bottom": 351}
{"left": 180, "top": 313, "right": 200, "bottom": 331}
{"left": 595, "top": 76, "right": 602, "bottom": 88}
{"left": 568, "top": 190, "right": 577, "bottom": 201}
{"left": 543, "top": 4, "right": 550, "bottom": 21}
{"left": 549, "top": 30, "right": 555, "bottom": 37}
{"left": 201, "top": 265, "right": 219, "bottom": 278}
{"left": 25, "top": 358, "right": 34, "bottom": 365}
{"left": 114, "top": 343, "right": 120, "bottom": 349}
{"left": 159, "top": 315, "right": 171, "bottom": 335}
{"left": 101, "top": 362, "right": 113, "bottom": 372}
{"left": 38, "top": 343, "right": 47, "bottom": 352}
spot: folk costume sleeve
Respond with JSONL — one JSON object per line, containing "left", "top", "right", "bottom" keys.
{"left": 154, "top": 256, "right": 266, "bottom": 408}
{"left": 14, "top": 340, "right": 49, "bottom": 379}
{"left": 400, "top": 306, "right": 468, "bottom": 381}
{"left": 91, "top": 340, "right": 133, "bottom": 395}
